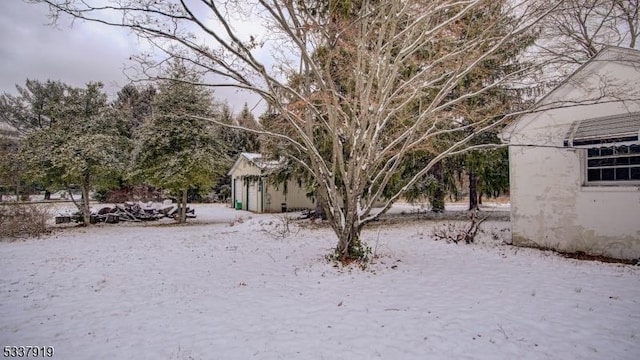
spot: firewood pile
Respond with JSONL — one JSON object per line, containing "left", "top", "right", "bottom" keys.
{"left": 55, "top": 201, "right": 195, "bottom": 224}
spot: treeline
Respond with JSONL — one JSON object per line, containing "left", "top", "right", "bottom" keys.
{"left": 0, "top": 61, "right": 258, "bottom": 223}
{"left": 1, "top": 62, "right": 513, "bottom": 226}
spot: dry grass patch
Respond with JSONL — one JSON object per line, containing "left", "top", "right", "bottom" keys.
{"left": 0, "top": 204, "right": 51, "bottom": 239}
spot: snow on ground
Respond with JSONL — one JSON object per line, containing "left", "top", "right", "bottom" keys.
{"left": 387, "top": 201, "right": 510, "bottom": 214}
{"left": 1, "top": 204, "right": 638, "bottom": 359}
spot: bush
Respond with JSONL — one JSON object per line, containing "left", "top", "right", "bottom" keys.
{"left": 432, "top": 211, "right": 487, "bottom": 244}
{"left": 93, "top": 189, "right": 108, "bottom": 202}
{"left": 259, "top": 214, "right": 299, "bottom": 239}
{"left": 0, "top": 204, "right": 51, "bottom": 239}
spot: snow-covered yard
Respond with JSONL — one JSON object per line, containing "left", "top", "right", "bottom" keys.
{"left": 1, "top": 204, "right": 638, "bottom": 359}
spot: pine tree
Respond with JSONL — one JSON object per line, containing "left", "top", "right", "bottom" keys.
{"left": 220, "top": 102, "right": 259, "bottom": 158}
{"left": 0, "top": 79, "right": 67, "bottom": 135}
{"left": 0, "top": 129, "right": 22, "bottom": 201}
{"left": 112, "top": 83, "right": 156, "bottom": 137}
{"left": 130, "top": 61, "right": 230, "bottom": 223}
{"left": 388, "top": 1, "right": 533, "bottom": 211}
{"left": 1, "top": 79, "right": 72, "bottom": 199}
{"left": 20, "top": 82, "right": 130, "bottom": 224}
{"left": 213, "top": 103, "right": 259, "bottom": 202}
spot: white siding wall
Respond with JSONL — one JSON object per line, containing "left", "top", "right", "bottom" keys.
{"left": 229, "top": 156, "right": 314, "bottom": 213}
{"left": 248, "top": 180, "right": 260, "bottom": 212}
{"left": 233, "top": 178, "right": 243, "bottom": 208}
{"left": 229, "top": 158, "right": 262, "bottom": 210}
{"left": 263, "top": 179, "right": 315, "bottom": 212}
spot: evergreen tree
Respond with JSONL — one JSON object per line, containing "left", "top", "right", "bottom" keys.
{"left": 0, "top": 79, "right": 67, "bottom": 135}
{"left": 20, "top": 82, "right": 130, "bottom": 224}
{"left": 0, "top": 128, "right": 22, "bottom": 200}
{"left": 213, "top": 103, "right": 259, "bottom": 202}
{"left": 1, "top": 79, "right": 71, "bottom": 199}
{"left": 220, "top": 102, "right": 259, "bottom": 158}
{"left": 112, "top": 83, "right": 156, "bottom": 137}
{"left": 388, "top": 1, "right": 532, "bottom": 211}
{"left": 130, "top": 61, "right": 230, "bottom": 223}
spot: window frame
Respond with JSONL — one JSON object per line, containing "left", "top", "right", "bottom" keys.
{"left": 583, "top": 143, "right": 640, "bottom": 186}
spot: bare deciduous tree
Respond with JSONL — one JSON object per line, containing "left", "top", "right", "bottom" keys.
{"left": 31, "top": 0, "right": 560, "bottom": 260}
{"left": 536, "top": 0, "right": 640, "bottom": 74}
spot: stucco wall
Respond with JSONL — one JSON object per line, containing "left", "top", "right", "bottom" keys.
{"left": 505, "top": 49, "right": 640, "bottom": 259}
{"left": 510, "top": 145, "right": 640, "bottom": 259}
{"left": 508, "top": 103, "right": 640, "bottom": 259}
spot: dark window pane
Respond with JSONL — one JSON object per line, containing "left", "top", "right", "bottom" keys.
{"left": 600, "top": 147, "right": 613, "bottom": 156}
{"left": 588, "top": 169, "right": 600, "bottom": 181}
{"left": 616, "top": 168, "right": 629, "bottom": 180}
{"left": 631, "top": 167, "right": 640, "bottom": 180}
{"left": 602, "top": 168, "right": 614, "bottom": 180}
{"left": 615, "top": 157, "right": 630, "bottom": 166}
{"left": 588, "top": 159, "right": 602, "bottom": 167}
{"left": 630, "top": 144, "right": 640, "bottom": 154}
{"left": 630, "top": 156, "right": 640, "bottom": 165}
{"left": 587, "top": 148, "right": 599, "bottom": 157}
{"left": 600, "top": 158, "right": 615, "bottom": 166}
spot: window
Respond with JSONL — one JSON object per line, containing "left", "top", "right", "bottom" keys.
{"left": 563, "top": 112, "right": 640, "bottom": 185}
{"left": 586, "top": 144, "right": 640, "bottom": 184}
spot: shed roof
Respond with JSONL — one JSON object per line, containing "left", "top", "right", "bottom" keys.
{"left": 227, "top": 152, "right": 285, "bottom": 176}
{"left": 564, "top": 112, "right": 640, "bottom": 147}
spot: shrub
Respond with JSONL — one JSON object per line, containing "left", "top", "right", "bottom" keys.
{"left": 432, "top": 211, "right": 487, "bottom": 244}
{"left": 0, "top": 204, "right": 51, "bottom": 239}
{"left": 259, "top": 214, "right": 298, "bottom": 240}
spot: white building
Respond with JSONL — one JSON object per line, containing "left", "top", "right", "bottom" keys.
{"left": 228, "top": 153, "right": 315, "bottom": 213}
{"left": 501, "top": 47, "right": 640, "bottom": 260}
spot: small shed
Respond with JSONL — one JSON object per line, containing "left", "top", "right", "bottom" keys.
{"left": 227, "top": 153, "right": 315, "bottom": 213}
{"left": 500, "top": 47, "right": 640, "bottom": 260}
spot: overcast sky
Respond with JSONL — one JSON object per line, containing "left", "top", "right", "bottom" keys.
{"left": 0, "top": 0, "right": 263, "bottom": 115}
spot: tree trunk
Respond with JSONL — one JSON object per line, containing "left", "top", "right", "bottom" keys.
{"left": 325, "top": 192, "right": 367, "bottom": 262}
{"left": 429, "top": 163, "right": 445, "bottom": 213}
{"left": 178, "top": 188, "right": 188, "bottom": 223}
{"left": 430, "top": 186, "right": 445, "bottom": 213}
{"left": 80, "top": 180, "right": 92, "bottom": 225}
{"left": 468, "top": 171, "right": 479, "bottom": 211}
{"left": 335, "top": 221, "right": 365, "bottom": 262}
{"left": 44, "top": 190, "right": 51, "bottom": 200}
{"left": 315, "top": 198, "right": 327, "bottom": 220}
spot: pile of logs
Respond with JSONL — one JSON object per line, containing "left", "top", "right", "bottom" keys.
{"left": 55, "top": 201, "right": 195, "bottom": 224}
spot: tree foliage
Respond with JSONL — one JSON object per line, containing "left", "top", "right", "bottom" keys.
{"left": 219, "top": 103, "right": 259, "bottom": 159}
{"left": 112, "top": 83, "right": 157, "bottom": 137}
{"left": 0, "top": 79, "right": 67, "bottom": 135}
{"left": 130, "top": 61, "right": 230, "bottom": 223}
{"left": 0, "top": 129, "right": 22, "bottom": 199}
{"left": 19, "top": 82, "right": 130, "bottom": 224}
